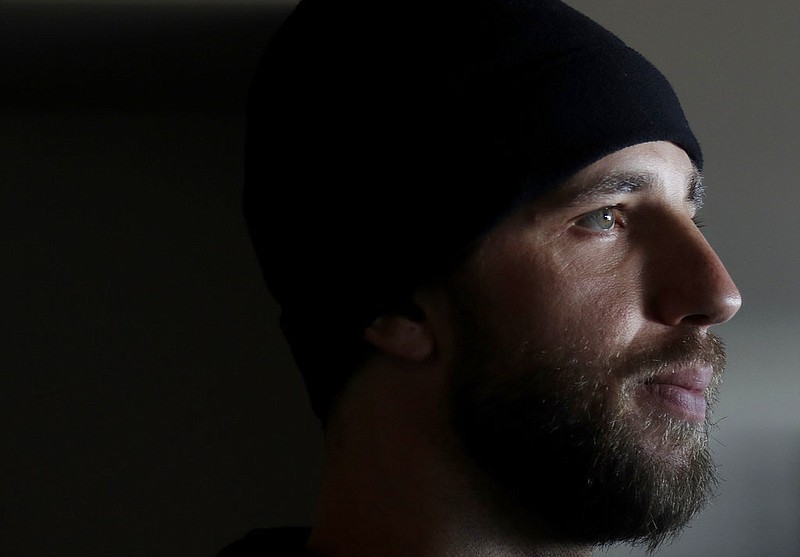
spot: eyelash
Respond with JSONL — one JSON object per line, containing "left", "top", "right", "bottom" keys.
{"left": 576, "top": 208, "right": 708, "bottom": 232}
{"left": 575, "top": 206, "right": 623, "bottom": 232}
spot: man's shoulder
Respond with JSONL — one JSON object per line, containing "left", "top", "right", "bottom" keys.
{"left": 217, "top": 527, "right": 313, "bottom": 557}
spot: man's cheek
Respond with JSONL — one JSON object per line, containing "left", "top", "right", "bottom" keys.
{"left": 545, "top": 279, "right": 645, "bottom": 352}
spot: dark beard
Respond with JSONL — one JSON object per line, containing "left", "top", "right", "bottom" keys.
{"left": 451, "top": 327, "right": 726, "bottom": 551}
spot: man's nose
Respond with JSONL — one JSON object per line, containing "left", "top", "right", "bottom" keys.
{"left": 646, "top": 219, "right": 742, "bottom": 328}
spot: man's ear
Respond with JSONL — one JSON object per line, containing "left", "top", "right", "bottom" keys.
{"left": 363, "top": 308, "right": 434, "bottom": 363}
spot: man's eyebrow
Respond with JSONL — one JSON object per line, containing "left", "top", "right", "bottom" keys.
{"left": 569, "top": 172, "right": 653, "bottom": 204}
{"left": 567, "top": 167, "right": 705, "bottom": 208}
{"left": 688, "top": 168, "right": 705, "bottom": 210}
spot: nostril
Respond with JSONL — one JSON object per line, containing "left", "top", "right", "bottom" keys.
{"left": 680, "top": 313, "right": 711, "bottom": 326}
{"left": 679, "top": 290, "right": 741, "bottom": 327}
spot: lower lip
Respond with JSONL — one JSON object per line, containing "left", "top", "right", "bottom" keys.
{"left": 641, "top": 384, "right": 707, "bottom": 423}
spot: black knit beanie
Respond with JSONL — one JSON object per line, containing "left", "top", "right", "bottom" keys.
{"left": 244, "top": 0, "right": 702, "bottom": 421}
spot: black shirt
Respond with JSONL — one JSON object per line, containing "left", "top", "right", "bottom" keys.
{"left": 217, "top": 527, "right": 315, "bottom": 557}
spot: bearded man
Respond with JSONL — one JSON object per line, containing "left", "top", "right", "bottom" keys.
{"left": 221, "top": 0, "right": 741, "bottom": 555}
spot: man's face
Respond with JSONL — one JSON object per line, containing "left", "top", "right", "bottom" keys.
{"left": 445, "top": 141, "right": 741, "bottom": 548}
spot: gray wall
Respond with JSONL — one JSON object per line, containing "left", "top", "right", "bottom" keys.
{"left": 2, "top": 1, "right": 797, "bottom": 556}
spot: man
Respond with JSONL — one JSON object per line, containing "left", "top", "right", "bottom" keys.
{"left": 223, "top": 0, "right": 741, "bottom": 555}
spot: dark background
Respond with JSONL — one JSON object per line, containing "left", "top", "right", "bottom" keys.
{"left": 2, "top": 2, "right": 798, "bottom": 556}
{"left": 1, "top": 3, "right": 322, "bottom": 556}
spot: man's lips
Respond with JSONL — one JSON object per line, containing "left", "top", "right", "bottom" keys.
{"left": 640, "top": 365, "right": 714, "bottom": 423}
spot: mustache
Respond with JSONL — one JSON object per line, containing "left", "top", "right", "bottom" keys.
{"left": 510, "top": 330, "right": 728, "bottom": 383}
{"left": 455, "top": 329, "right": 728, "bottom": 409}
{"left": 619, "top": 331, "right": 727, "bottom": 385}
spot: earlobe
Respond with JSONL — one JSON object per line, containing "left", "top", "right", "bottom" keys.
{"left": 364, "top": 313, "right": 434, "bottom": 363}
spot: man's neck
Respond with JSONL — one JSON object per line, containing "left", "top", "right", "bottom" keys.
{"left": 304, "top": 362, "right": 593, "bottom": 557}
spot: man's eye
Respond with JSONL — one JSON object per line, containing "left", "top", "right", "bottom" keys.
{"left": 576, "top": 207, "right": 617, "bottom": 231}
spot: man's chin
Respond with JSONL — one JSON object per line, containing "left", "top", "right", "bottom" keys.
{"left": 450, "top": 329, "right": 726, "bottom": 548}
{"left": 642, "top": 421, "right": 709, "bottom": 465}
{"left": 453, "top": 386, "right": 718, "bottom": 549}
{"left": 627, "top": 390, "right": 717, "bottom": 468}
